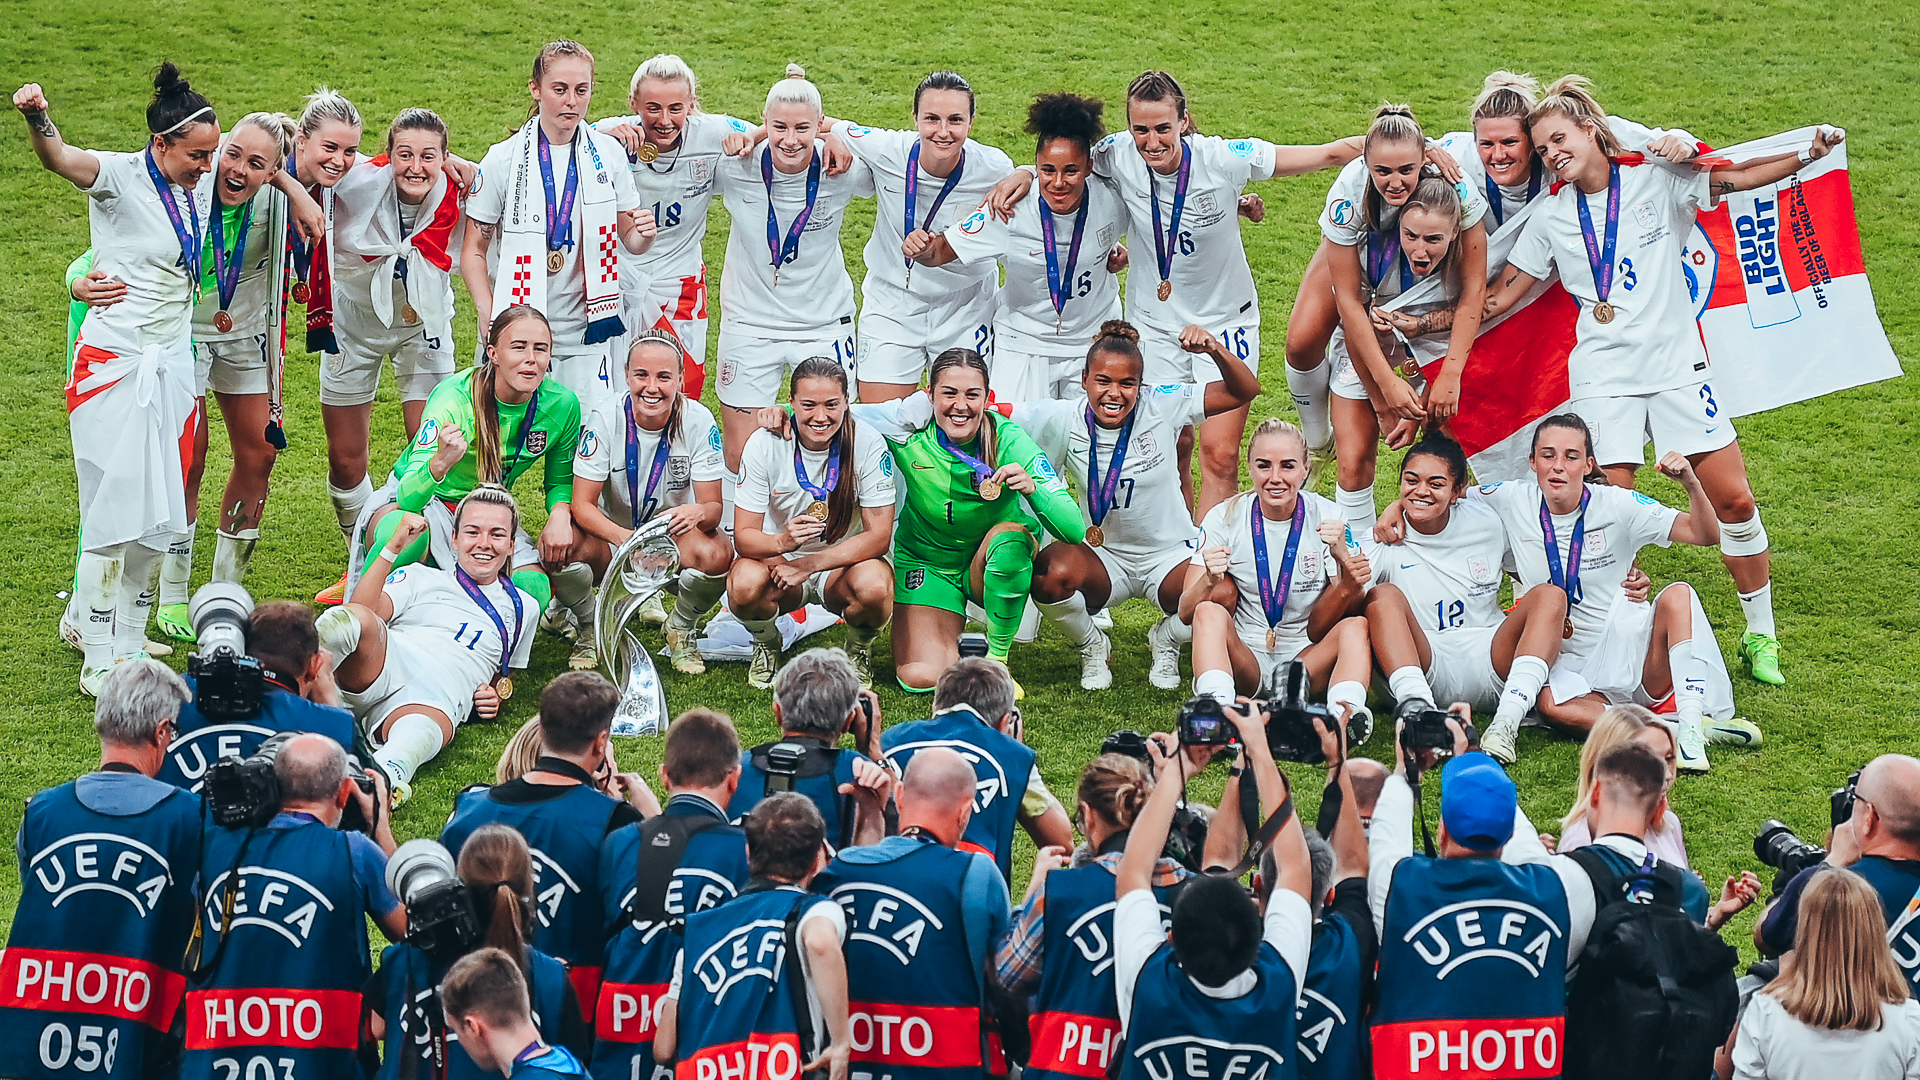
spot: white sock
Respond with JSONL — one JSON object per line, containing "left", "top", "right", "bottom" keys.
{"left": 76, "top": 550, "right": 122, "bottom": 671}
{"left": 1738, "top": 583, "right": 1777, "bottom": 638}
{"left": 159, "top": 531, "right": 193, "bottom": 607}
{"left": 1157, "top": 615, "right": 1193, "bottom": 644}
{"left": 1669, "top": 640, "right": 1708, "bottom": 727}
{"left": 1285, "top": 355, "right": 1333, "bottom": 450}
{"left": 212, "top": 528, "right": 259, "bottom": 585}
{"left": 1037, "top": 593, "right": 1099, "bottom": 648}
{"left": 1387, "top": 665, "right": 1434, "bottom": 706}
{"left": 1327, "top": 679, "right": 1368, "bottom": 719}
{"left": 1494, "top": 655, "right": 1551, "bottom": 726}
{"left": 315, "top": 606, "right": 362, "bottom": 666}
{"left": 329, "top": 476, "right": 373, "bottom": 542}
{"left": 1193, "top": 668, "right": 1237, "bottom": 706}
{"left": 372, "top": 713, "right": 446, "bottom": 788}
{"left": 550, "top": 561, "right": 595, "bottom": 620}
{"left": 1336, "top": 484, "right": 1378, "bottom": 535}
{"left": 668, "top": 568, "right": 728, "bottom": 630}
{"left": 116, "top": 544, "right": 162, "bottom": 658}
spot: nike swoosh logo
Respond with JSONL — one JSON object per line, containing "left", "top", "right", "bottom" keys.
{"left": 911, "top": 462, "right": 937, "bottom": 470}
{"left": 1399, "top": 563, "right": 1417, "bottom": 569}
{"left": 1708, "top": 725, "right": 1757, "bottom": 745}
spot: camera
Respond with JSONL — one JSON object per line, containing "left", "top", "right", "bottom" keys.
{"left": 1399, "top": 709, "right": 1462, "bottom": 758}
{"left": 1265, "top": 662, "right": 1344, "bottom": 765}
{"left": 186, "top": 583, "right": 264, "bottom": 720}
{"left": 1754, "top": 820, "right": 1828, "bottom": 896}
{"left": 204, "top": 731, "right": 380, "bottom": 832}
{"left": 957, "top": 632, "right": 990, "bottom": 659}
{"left": 1100, "top": 729, "right": 1152, "bottom": 765}
{"left": 763, "top": 741, "right": 810, "bottom": 793}
{"left": 1176, "top": 697, "right": 1237, "bottom": 747}
{"left": 1832, "top": 769, "right": 1864, "bottom": 830}
{"left": 1099, "top": 729, "right": 1208, "bottom": 872}
{"left": 387, "top": 839, "right": 481, "bottom": 962}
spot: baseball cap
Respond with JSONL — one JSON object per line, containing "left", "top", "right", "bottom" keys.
{"left": 1440, "top": 752, "right": 1517, "bottom": 851}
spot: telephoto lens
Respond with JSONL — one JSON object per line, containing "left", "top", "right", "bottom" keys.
{"left": 187, "top": 582, "right": 264, "bottom": 719}
{"left": 386, "top": 839, "right": 481, "bottom": 961}
{"left": 1753, "top": 820, "right": 1829, "bottom": 897}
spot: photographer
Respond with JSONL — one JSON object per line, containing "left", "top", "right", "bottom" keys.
{"left": 882, "top": 658, "right": 1074, "bottom": 879}
{"left": 1757, "top": 754, "right": 1920, "bottom": 993}
{"left": 727, "top": 648, "right": 892, "bottom": 851}
{"left": 183, "top": 734, "right": 404, "bottom": 1080}
{"left": 443, "top": 672, "right": 658, "bottom": 1020}
{"left": 442, "top": 948, "right": 590, "bottom": 1079}
{"left": 162, "top": 597, "right": 357, "bottom": 791}
{"left": 1111, "top": 709, "right": 1314, "bottom": 1080}
{"left": 816, "top": 748, "right": 1006, "bottom": 1080}
{"left": 368, "top": 825, "right": 589, "bottom": 1079}
{"left": 0, "top": 661, "right": 203, "bottom": 1080}
{"left": 594, "top": 709, "right": 752, "bottom": 1080}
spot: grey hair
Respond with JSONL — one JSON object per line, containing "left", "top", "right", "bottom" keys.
{"left": 298, "top": 87, "right": 361, "bottom": 137}
{"left": 932, "top": 658, "right": 1017, "bottom": 726}
{"left": 94, "top": 659, "right": 189, "bottom": 747}
{"left": 773, "top": 648, "right": 862, "bottom": 739}
{"left": 630, "top": 53, "right": 699, "bottom": 100}
{"left": 276, "top": 734, "right": 348, "bottom": 804}
{"left": 1259, "top": 826, "right": 1336, "bottom": 918}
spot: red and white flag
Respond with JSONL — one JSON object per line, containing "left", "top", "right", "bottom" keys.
{"left": 1415, "top": 128, "right": 1898, "bottom": 481}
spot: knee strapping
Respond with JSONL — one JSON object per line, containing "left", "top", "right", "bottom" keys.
{"left": 1718, "top": 511, "right": 1768, "bottom": 557}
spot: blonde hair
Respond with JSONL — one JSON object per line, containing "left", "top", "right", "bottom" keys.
{"left": 1768, "top": 868, "right": 1911, "bottom": 1031}
{"left": 630, "top": 53, "right": 698, "bottom": 100}
{"left": 1526, "top": 75, "right": 1624, "bottom": 158}
{"left": 496, "top": 717, "right": 544, "bottom": 783}
{"left": 454, "top": 484, "right": 523, "bottom": 545}
{"left": 1077, "top": 754, "right": 1151, "bottom": 832}
{"left": 297, "top": 87, "right": 360, "bottom": 137}
{"left": 232, "top": 111, "right": 296, "bottom": 168}
{"left": 1248, "top": 417, "right": 1309, "bottom": 463}
{"left": 766, "top": 63, "right": 822, "bottom": 115}
{"left": 1560, "top": 705, "right": 1675, "bottom": 831}
{"left": 1471, "top": 71, "right": 1539, "bottom": 125}
{"left": 1361, "top": 103, "right": 1425, "bottom": 233}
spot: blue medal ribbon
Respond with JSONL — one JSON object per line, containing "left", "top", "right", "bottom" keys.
{"left": 1041, "top": 193, "right": 1089, "bottom": 318}
{"left": 902, "top": 142, "right": 965, "bottom": 270}
{"left": 145, "top": 149, "right": 203, "bottom": 286}
{"left": 623, "top": 395, "right": 675, "bottom": 527}
{"left": 1483, "top": 164, "right": 1543, "bottom": 229}
{"left": 1251, "top": 495, "right": 1309, "bottom": 639}
{"left": 1539, "top": 488, "right": 1591, "bottom": 606}
{"left": 455, "top": 565, "right": 525, "bottom": 680}
{"left": 538, "top": 127, "right": 581, "bottom": 256}
{"left": 1575, "top": 162, "right": 1622, "bottom": 307}
{"left": 498, "top": 387, "right": 542, "bottom": 485}
{"left": 209, "top": 199, "right": 254, "bottom": 313}
{"left": 1147, "top": 137, "right": 1192, "bottom": 289}
{"left": 794, "top": 438, "right": 841, "bottom": 502}
{"left": 762, "top": 145, "right": 822, "bottom": 272}
{"left": 1366, "top": 227, "right": 1414, "bottom": 294}
{"left": 1083, "top": 404, "right": 1136, "bottom": 529}
{"left": 284, "top": 153, "right": 312, "bottom": 282}
{"left": 936, "top": 427, "right": 997, "bottom": 496}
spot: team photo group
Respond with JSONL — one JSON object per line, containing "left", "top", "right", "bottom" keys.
{"left": 4, "top": 23, "right": 1914, "bottom": 1080}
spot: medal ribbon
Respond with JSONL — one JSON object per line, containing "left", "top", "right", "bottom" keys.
{"left": 1251, "top": 495, "right": 1309, "bottom": 635}
{"left": 623, "top": 395, "right": 675, "bottom": 527}
{"left": 209, "top": 199, "right": 254, "bottom": 313}
{"left": 146, "top": 149, "right": 203, "bottom": 285}
{"left": 1041, "top": 194, "right": 1090, "bottom": 316}
{"left": 285, "top": 151, "right": 312, "bottom": 283}
{"left": 762, "top": 145, "right": 822, "bottom": 270}
{"left": 1083, "top": 404, "right": 1136, "bottom": 528}
{"left": 1366, "top": 227, "right": 1414, "bottom": 293}
{"left": 1483, "top": 165, "right": 1543, "bottom": 229}
{"left": 393, "top": 188, "right": 416, "bottom": 285}
{"left": 1539, "top": 488, "right": 1591, "bottom": 606}
{"left": 902, "top": 142, "right": 966, "bottom": 269}
{"left": 1575, "top": 162, "right": 1622, "bottom": 306}
{"left": 794, "top": 438, "right": 841, "bottom": 502}
{"left": 456, "top": 565, "right": 525, "bottom": 680}
{"left": 1147, "top": 136, "right": 1192, "bottom": 288}
{"left": 935, "top": 428, "right": 996, "bottom": 492}
{"left": 498, "top": 387, "right": 542, "bottom": 484}
{"left": 538, "top": 127, "right": 580, "bottom": 255}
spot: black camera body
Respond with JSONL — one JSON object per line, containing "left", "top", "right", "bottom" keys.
{"left": 1265, "top": 661, "right": 1341, "bottom": 765}
{"left": 187, "top": 583, "right": 265, "bottom": 721}
{"left": 204, "top": 731, "right": 378, "bottom": 833}
{"left": 1832, "top": 769, "right": 1864, "bottom": 830}
{"left": 763, "top": 741, "right": 810, "bottom": 793}
{"left": 1100, "top": 729, "right": 1152, "bottom": 765}
{"left": 387, "top": 839, "right": 482, "bottom": 962}
{"left": 1399, "top": 709, "right": 1460, "bottom": 757}
{"left": 957, "top": 632, "right": 991, "bottom": 659}
{"left": 1176, "top": 697, "right": 1237, "bottom": 747}
{"left": 1754, "top": 819, "right": 1828, "bottom": 896}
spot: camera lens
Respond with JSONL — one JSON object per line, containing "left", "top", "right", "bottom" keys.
{"left": 386, "top": 839, "right": 460, "bottom": 905}
{"left": 189, "top": 582, "right": 254, "bottom": 658}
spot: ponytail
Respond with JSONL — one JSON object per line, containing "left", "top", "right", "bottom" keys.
{"left": 233, "top": 111, "right": 296, "bottom": 169}
{"left": 1471, "top": 71, "right": 1540, "bottom": 126}
{"left": 1526, "top": 75, "right": 1625, "bottom": 159}
{"left": 789, "top": 357, "right": 858, "bottom": 542}
{"left": 456, "top": 824, "right": 537, "bottom": 976}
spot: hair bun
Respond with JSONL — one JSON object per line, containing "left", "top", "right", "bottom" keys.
{"left": 153, "top": 61, "right": 191, "bottom": 99}
{"left": 1094, "top": 319, "right": 1139, "bottom": 344}
{"left": 1374, "top": 101, "right": 1415, "bottom": 120}
{"left": 784, "top": 62, "right": 807, "bottom": 80}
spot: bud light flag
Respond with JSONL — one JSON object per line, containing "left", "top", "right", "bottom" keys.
{"left": 1393, "top": 127, "right": 1898, "bottom": 481}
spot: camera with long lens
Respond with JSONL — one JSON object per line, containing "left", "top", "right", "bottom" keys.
{"left": 1754, "top": 820, "right": 1828, "bottom": 897}
{"left": 1265, "top": 662, "right": 1344, "bottom": 765}
{"left": 1832, "top": 769, "right": 1864, "bottom": 829}
{"left": 386, "top": 839, "right": 480, "bottom": 962}
{"left": 186, "top": 583, "right": 264, "bottom": 721}
{"left": 204, "top": 731, "right": 380, "bottom": 833}
{"left": 762, "top": 741, "right": 810, "bottom": 793}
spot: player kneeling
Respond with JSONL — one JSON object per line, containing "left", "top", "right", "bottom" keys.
{"left": 318, "top": 486, "right": 535, "bottom": 804}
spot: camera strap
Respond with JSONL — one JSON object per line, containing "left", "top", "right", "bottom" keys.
{"left": 612, "top": 813, "right": 730, "bottom": 939}
{"left": 184, "top": 823, "right": 259, "bottom": 983}
{"left": 396, "top": 951, "right": 450, "bottom": 1080}
{"left": 1408, "top": 769, "right": 1438, "bottom": 859}
{"left": 1214, "top": 768, "right": 1295, "bottom": 879}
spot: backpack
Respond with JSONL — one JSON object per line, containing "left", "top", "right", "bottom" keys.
{"left": 1562, "top": 847, "right": 1739, "bottom": 1080}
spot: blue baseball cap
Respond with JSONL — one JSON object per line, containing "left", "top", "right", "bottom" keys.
{"left": 1440, "top": 752, "right": 1517, "bottom": 851}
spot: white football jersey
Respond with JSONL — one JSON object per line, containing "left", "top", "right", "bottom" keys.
{"left": 1472, "top": 479, "right": 1678, "bottom": 657}
{"left": 1011, "top": 384, "right": 1205, "bottom": 563}
{"left": 1093, "top": 133, "right": 1277, "bottom": 330}
{"left": 595, "top": 112, "right": 753, "bottom": 283}
{"left": 945, "top": 176, "right": 1126, "bottom": 347}
{"left": 715, "top": 146, "right": 874, "bottom": 338}
{"left": 191, "top": 183, "right": 281, "bottom": 342}
{"left": 832, "top": 122, "right": 1014, "bottom": 316}
{"left": 1440, "top": 116, "right": 1700, "bottom": 238}
{"left": 1193, "top": 491, "right": 1340, "bottom": 649}
{"left": 1367, "top": 499, "right": 1509, "bottom": 634}
{"left": 1319, "top": 159, "right": 1487, "bottom": 303}
{"left": 735, "top": 424, "right": 896, "bottom": 555}
{"left": 1508, "top": 160, "right": 1712, "bottom": 398}
{"left": 382, "top": 564, "right": 538, "bottom": 692}
{"left": 78, "top": 150, "right": 203, "bottom": 348}
{"left": 575, "top": 393, "right": 727, "bottom": 526}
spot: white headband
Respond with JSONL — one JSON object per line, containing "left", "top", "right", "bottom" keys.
{"left": 153, "top": 105, "right": 214, "bottom": 136}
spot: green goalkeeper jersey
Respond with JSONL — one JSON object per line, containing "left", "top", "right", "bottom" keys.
{"left": 890, "top": 411, "right": 1087, "bottom": 564}
{"left": 391, "top": 367, "right": 581, "bottom": 513}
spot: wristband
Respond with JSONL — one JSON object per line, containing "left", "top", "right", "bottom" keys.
{"left": 1798, "top": 147, "right": 1814, "bottom": 166}
{"left": 379, "top": 547, "right": 407, "bottom": 563}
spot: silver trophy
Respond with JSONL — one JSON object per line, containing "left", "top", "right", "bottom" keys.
{"left": 596, "top": 517, "right": 681, "bottom": 736}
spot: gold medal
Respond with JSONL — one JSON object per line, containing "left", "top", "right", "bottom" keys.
{"left": 213, "top": 310, "right": 234, "bottom": 334}
{"left": 547, "top": 249, "right": 565, "bottom": 274}
{"left": 977, "top": 478, "right": 1001, "bottom": 501}
{"left": 637, "top": 143, "right": 661, "bottom": 163}
{"left": 494, "top": 675, "right": 514, "bottom": 701}
{"left": 291, "top": 280, "right": 309, "bottom": 305}
{"left": 401, "top": 303, "right": 420, "bottom": 326}
{"left": 1157, "top": 279, "right": 1172, "bottom": 302}
{"left": 803, "top": 499, "right": 830, "bottom": 521}
{"left": 1265, "top": 627, "right": 1279, "bottom": 652}
{"left": 1085, "top": 525, "right": 1104, "bottom": 548}
{"left": 1592, "top": 301, "right": 1616, "bottom": 324}
{"left": 1563, "top": 617, "right": 1575, "bottom": 641}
